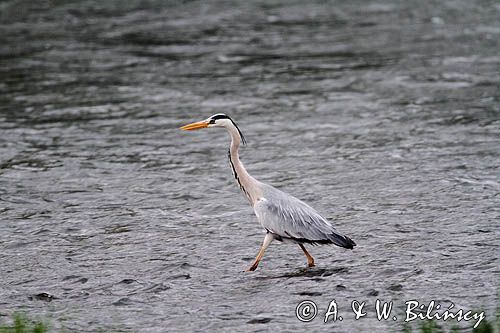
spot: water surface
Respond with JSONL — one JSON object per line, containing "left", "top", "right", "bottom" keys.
{"left": 0, "top": 0, "right": 499, "bottom": 331}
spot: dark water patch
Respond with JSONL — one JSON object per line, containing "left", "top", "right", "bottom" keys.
{"left": 219, "top": 50, "right": 390, "bottom": 67}
{"left": 104, "top": 225, "right": 131, "bottom": 234}
{"left": 168, "top": 274, "right": 191, "bottom": 280}
{"left": 33, "top": 227, "right": 53, "bottom": 235}
{"left": 28, "top": 293, "right": 58, "bottom": 302}
{"left": 0, "top": 158, "right": 58, "bottom": 171}
{"left": 14, "top": 210, "right": 52, "bottom": 220}
{"left": 294, "top": 291, "right": 323, "bottom": 296}
{"left": 247, "top": 317, "right": 273, "bottom": 324}
{"left": 355, "top": 21, "right": 378, "bottom": 27}
{"left": 63, "top": 275, "right": 89, "bottom": 284}
{"left": 387, "top": 284, "right": 403, "bottom": 291}
{"left": 215, "top": 311, "right": 247, "bottom": 321}
{"left": 256, "top": 267, "right": 349, "bottom": 280}
{"left": 141, "top": 283, "right": 170, "bottom": 293}
{"left": 4, "top": 241, "right": 35, "bottom": 250}
{"left": 274, "top": 89, "right": 316, "bottom": 96}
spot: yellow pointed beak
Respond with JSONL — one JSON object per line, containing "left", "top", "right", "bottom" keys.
{"left": 180, "top": 120, "right": 209, "bottom": 131}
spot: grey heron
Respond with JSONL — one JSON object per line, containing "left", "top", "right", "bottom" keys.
{"left": 180, "top": 114, "right": 356, "bottom": 271}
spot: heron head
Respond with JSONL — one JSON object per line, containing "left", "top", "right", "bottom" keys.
{"left": 179, "top": 113, "right": 230, "bottom": 130}
{"left": 180, "top": 113, "right": 246, "bottom": 144}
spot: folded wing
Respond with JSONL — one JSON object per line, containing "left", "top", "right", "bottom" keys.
{"left": 254, "top": 186, "right": 356, "bottom": 248}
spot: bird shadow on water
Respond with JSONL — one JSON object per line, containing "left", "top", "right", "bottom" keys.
{"left": 253, "top": 266, "right": 349, "bottom": 281}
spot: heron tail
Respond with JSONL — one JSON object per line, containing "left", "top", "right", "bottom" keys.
{"left": 329, "top": 232, "right": 356, "bottom": 249}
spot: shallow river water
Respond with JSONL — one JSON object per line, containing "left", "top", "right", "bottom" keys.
{"left": 0, "top": 0, "right": 499, "bottom": 332}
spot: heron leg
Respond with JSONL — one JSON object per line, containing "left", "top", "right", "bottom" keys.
{"left": 299, "top": 244, "right": 315, "bottom": 267}
{"left": 246, "top": 233, "right": 273, "bottom": 272}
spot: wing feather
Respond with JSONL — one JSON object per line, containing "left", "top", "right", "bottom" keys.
{"left": 254, "top": 185, "right": 355, "bottom": 248}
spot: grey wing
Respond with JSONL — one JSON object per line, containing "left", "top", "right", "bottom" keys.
{"left": 254, "top": 190, "right": 355, "bottom": 249}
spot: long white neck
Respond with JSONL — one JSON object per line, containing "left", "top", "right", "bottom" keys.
{"left": 226, "top": 124, "right": 261, "bottom": 206}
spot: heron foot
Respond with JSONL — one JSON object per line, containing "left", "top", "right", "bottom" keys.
{"left": 299, "top": 244, "right": 315, "bottom": 268}
{"left": 246, "top": 262, "right": 259, "bottom": 271}
{"left": 246, "top": 233, "right": 273, "bottom": 272}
